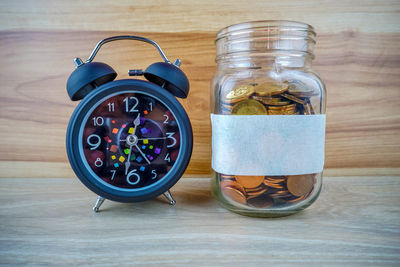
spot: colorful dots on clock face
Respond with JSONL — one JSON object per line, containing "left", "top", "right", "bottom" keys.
{"left": 81, "top": 92, "right": 181, "bottom": 190}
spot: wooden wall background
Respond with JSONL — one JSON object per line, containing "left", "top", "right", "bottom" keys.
{"left": 0, "top": 0, "right": 399, "bottom": 178}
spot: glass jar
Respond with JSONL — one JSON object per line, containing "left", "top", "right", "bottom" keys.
{"left": 210, "top": 20, "right": 326, "bottom": 217}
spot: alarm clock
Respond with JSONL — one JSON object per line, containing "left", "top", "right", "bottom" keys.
{"left": 66, "top": 36, "right": 193, "bottom": 212}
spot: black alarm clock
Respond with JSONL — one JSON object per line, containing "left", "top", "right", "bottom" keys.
{"left": 66, "top": 36, "right": 193, "bottom": 212}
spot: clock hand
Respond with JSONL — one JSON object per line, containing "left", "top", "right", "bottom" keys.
{"left": 138, "top": 137, "right": 167, "bottom": 140}
{"left": 133, "top": 113, "right": 140, "bottom": 135}
{"left": 135, "top": 144, "right": 151, "bottom": 164}
{"left": 125, "top": 144, "right": 134, "bottom": 175}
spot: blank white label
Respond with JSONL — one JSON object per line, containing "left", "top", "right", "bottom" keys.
{"left": 211, "top": 114, "right": 326, "bottom": 176}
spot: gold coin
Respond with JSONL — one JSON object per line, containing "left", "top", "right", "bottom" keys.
{"left": 280, "top": 93, "right": 306, "bottom": 105}
{"left": 224, "top": 85, "right": 255, "bottom": 103}
{"left": 287, "top": 83, "right": 317, "bottom": 97}
{"left": 235, "top": 175, "right": 265, "bottom": 189}
{"left": 268, "top": 103, "right": 297, "bottom": 110}
{"left": 220, "top": 103, "right": 233, "bottom": 113}
{"left": 251, "top": 95, "right": 291, "bottom": 106}
{"left": 305, "top": 99, "right": 315, "bottom": 115}
{"left": 286, "top": 174, "right": 315, "bottom": 197}
{"left": 247, "top": 194, "right": 273, "bottom": 208}
{"left": 254, "top": 82, "right": 288, "bottom": 96}
{"left": 222, "top": 186, "right": 247, "bottom": 205}
{"left": 231, "top": 99, "right": 267, "bottom": 115}
{"left": 266, "top": 100, "right": 292, "bottom": 106}
{"left": 267, "top": 107, "right": 297, "bottom": 115}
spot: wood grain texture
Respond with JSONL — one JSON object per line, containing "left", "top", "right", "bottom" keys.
{"left": 0, "top": 0, "right": 399, "bottom": 177}
{"left": 0, "top": 0, "right": 399, "bottom": 33}
{"left": 0, "top": 30, "right": 399, "bottom": 177}
{"left": 0, "top": 177, "right": 399, "bottom": 265}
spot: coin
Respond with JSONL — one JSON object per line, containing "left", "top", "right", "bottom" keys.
{"left": 264, "top": 182, "right": 285, "bottom": 189}
{"left": 286, "top": 174, "right": 315, "bottom": 197}
{"left": 265, "top": 176, "right": 287, "bottom": 183}
{"left": 287, "top": 83, "right": 316, "bottom": 97}
{"left": 268, "top": 103, "right": 297, "bottom": 110}
{"left": 235, "top": 175, "right": 265, "bottom": 189}
{"left": 220, "top": 103, "right": 233, "bottom": 113}
{"left": 267, "top": 103, "right": 298, "bottom": 115}
{"left": 269, "top": 190, "right": 291, "bottom": 198}
{"left": 305, "top": 99, "right": 315, "bottom": 115}
{"left": 252, "top": 95, "right": 291, "bottom": 106}
{"left": 231, "top": 99, "right": 267, "bottom": 115}
{"left": 220, "top": 174, "right": 235, "bottom": 180}
{"left": 267, "top": 109, "right": 297, "bottom": 115}
{"left": 285, "top": 194, "right": 308, "bottom": 203}
{"left": 222, "top": 186, "right": 247, "bottom": 205}
{"left": 224, "top": 85, "right": 255, "bottom": 103}
{"left": 220, "top": 180, "right": 246, "bottom": 195}
{"left": 255, "top": 82, "right": 288, "bottom": 96}
{"left": 280, "top": 93, "right": 306, "bottom": 105}
{"left": 246, "top": 186, "right": 268, "bottom": 199}
{"left": 247, "top": 194, "right": 273, "bottom": 208}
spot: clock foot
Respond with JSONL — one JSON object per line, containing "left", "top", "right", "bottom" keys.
{"left": 163, "top": 190, "right": 176, "bottom": 205}
{"left": 93, "top": 196, "right": 105, "bottom": 212}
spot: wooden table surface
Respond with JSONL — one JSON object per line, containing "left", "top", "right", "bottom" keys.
{"left": 1, "top": 176, "right": 399, "bottom": 266}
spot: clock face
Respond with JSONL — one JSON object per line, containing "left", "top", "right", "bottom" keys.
{"left": 79, "top": 92, "right": 181, "bottom": 190}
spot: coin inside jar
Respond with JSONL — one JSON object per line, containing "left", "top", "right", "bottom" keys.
{"left": 246, "top": 185, "right": 268, "bottom": 198}
{"left": 235, "top": 175, "right": 265, "bottom": 189}
{"left": 252, "top": 95, "right": 291, "bottom": 106}
{"left": 247, "top": 194, "right": 273, "bottom": 209}
{"left": 220, "top": 180, "right": 246, "bottom": 194}
{"left": 287, "top": 83, "right": 317, "bottom": 98}
{"left": 224, "top": 85, "right": 255, "bottom": 103}
{"left": 231, "top": 99, "right": 267, "bottom": 115}
{"left": 286, "top": 174, "right": 315, "bottom": 197}
{"left": 280, "top": 93, "right": 306, "bottom": 105}
{"left": 254, "top": 82, "right": 288, "bottom": 96}
{"left": 221, "top": 186, "right": 247, "bottom": 205}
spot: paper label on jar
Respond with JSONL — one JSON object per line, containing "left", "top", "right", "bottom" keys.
{"left": 211, "top": 114, "right": 326, "bottom": 176}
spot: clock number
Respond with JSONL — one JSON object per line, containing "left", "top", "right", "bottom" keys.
{"left": 92, "top": 116, "right": 104, "bottom": 126}
{"left": 110, "top": 170, "right": 116, "bottom": 180}
{"left": 164, "top": 153, "right": 171, "bottom": 162}
{"left": 149, "top": 102, "right": 153, "bottom": 111}
{"left": 87, "top": 134, "right": 101, "bottom": 150}
{"left": 94, "top": 158, "right": 103, "bottom": 167}
{"left": 126, "top": 169, "right": 140, "bottom": 185}
{"left": 108, "top": 102, "right": 114, "bottom": 112}
{"left": 163, "top": 114, "right": 169, "bottom": 124}
{"left": 166, "top": 132, "right": 176, "bottom": 148}
{"left": 151, "top": 170, "right": 157, "bottom": 179}
{"left": 123, "top": 97, "right": 139, "bottom": 113}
